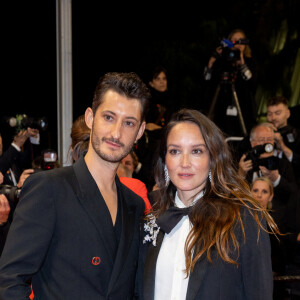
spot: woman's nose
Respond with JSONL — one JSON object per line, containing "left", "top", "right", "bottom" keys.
{"left": 181, "top": 154, "right": 191, "bottom": 167}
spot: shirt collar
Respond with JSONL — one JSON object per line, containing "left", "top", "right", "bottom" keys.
{"left": 175, "top": 190, "right": 205, "bottom": 208}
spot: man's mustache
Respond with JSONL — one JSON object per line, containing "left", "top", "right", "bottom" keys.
{"left": 102, "top": 137, "right": 124, "bottom": 147}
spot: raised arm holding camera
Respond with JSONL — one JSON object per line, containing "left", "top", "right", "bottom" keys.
{"left": 238, "top": 123, "right": 296, "bottom": 192}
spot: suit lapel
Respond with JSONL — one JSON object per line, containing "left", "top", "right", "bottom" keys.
{"left": 142, "top": 231, "right": 209, "bottom": 300}
{"left": 185, "top": 256, "right": 210, "bottom": 300}
{"left": 141, "top": 218, "right": 210, "bottom": 300}
{"left": 107, "top": 178, "right": 136, "bottom": 293}
{"left": 143, "top": 230, "right": 164, "bottom": 300}
{"left": 72, "top": 157, "right": 117, "bottom": 266}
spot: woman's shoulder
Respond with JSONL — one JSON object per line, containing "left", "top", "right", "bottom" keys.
{"left": 236, "top": 202, "right": 268, "bottom": 242}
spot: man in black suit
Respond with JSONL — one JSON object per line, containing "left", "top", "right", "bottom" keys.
{"left": 0, "top": 72, "right": 150, "bottom": 300}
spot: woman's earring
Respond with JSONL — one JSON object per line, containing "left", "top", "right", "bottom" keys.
{"left": 164, "top": 165, "right": 170, "bottom": 186}
{"left": 208, "top": 169, "right": 212, "bottom": 183}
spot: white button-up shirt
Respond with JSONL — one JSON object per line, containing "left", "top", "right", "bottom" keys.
{"left": 154, "top": 191, "right": 203, "bottom": 300}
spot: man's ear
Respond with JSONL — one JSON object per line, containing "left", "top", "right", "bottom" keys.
{"left": 85, "top": 107, "right": 93, "bottom": 130}
{"left": 136, "top": 121, "right": 146, "bottom": 142}
{"left": 287, "top": 108, "right": 291, "bottom": 120}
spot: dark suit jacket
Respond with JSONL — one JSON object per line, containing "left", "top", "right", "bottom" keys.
{"left": 136, "top": 207, "right": 273, "bottom": 300}
{"left": 0, "top": 156, "right": 145, "bottom": 300}
{"left": 0, "top": 141, "right": 40, "bottom": 185}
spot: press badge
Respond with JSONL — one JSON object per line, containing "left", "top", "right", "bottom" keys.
{"left": 226, "top": 106, "right": 238, "bottom": 116}
{"left": 287, "top": 133, "right": 295, "bottom": 143}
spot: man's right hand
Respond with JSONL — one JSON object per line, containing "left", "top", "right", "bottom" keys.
{"left": 17, "top": 169, "right": 35, "bottom": 188}
{"left": 238, "top": 154, "right": 253, "bottom": 178}
{"left": 27, "top": 127, "right": 39, "bottom": 138}
{"left": 0, "top": 194, "right": 10, "bottom": 225}
{"left": 13, "top": 130, "right": 29, "bottom": 148}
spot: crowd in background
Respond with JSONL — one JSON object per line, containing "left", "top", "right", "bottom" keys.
{"left": 0, "top": 29, "right": 299, "bottom": 299}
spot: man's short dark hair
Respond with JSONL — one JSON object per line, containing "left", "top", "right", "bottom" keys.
{"left": 267, "top": 96, "right": 289, "bottom": 107}
{"left": 92, "top": 72, "right": 150, "bottom": 122}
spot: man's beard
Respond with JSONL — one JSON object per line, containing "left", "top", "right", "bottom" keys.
{"left": 91, "top": 134, "right": 133, "bottom": 163}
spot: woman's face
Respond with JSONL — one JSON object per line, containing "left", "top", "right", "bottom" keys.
{"left": 230, "top": 31, "right": 246, "bottom": 53}
{"left": 149, "top": 71, "right": 167, "bottom": 92}
{"left": 120, "top": 153, "right": 135, "bottom": 175}
{"left": 251, "top": 180, "right": 273, "bottom": 209}
{"left": 165, "top": 122, "right": 210, "bottom": 205}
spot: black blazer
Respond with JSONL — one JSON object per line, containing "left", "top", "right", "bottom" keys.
{"left": 136, "top": 207, "right": 273, "bottom": 300}
{"left": 0, "top": 157, "right": 145, "bottom": 300}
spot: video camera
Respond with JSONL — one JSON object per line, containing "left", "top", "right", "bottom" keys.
{"left": 0, "top": 184, "right": 21, "bottom": 204}
{"left": 245, "top": 143, "right": 279, "bottom": 171}
{"left": 6, "top": 114, "right": 48, "bottom": 133}
{"left": 218, "top": 38, "right": 249, "bottom": 62}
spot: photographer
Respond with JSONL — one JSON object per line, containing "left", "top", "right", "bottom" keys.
{"left": 203, "top": 28, "right": 257, "bottom": 137}
{"left": 266, "top": 96, "right": 300, "bottom": 185}
{"left": 238, "top": 123, "right": 296, "bottom": 194}
{"left": 0, "top": 127, "right": 40, "bottom": 186}
{"left": 0, "top": 149, "right": 59, "bottom": 257}
{"left": 0, "top": 194, "right": 10, "bottom": 255}
{"left": 0, "top": 169, "right": 31, "bottom": 256}
{"left": 0, "top": 194, "right": 12, "bottom": 256}
{"left": 0, "top": 167, "right": 20, "bottom": 257}
{"left": 238, "top": 123, "right": 298, "bottom": 276}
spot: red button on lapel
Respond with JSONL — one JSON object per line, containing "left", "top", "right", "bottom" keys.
{"left": 92, "top": 257, "right": 101, "bottom": 265}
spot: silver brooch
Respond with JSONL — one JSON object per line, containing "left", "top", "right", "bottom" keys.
{"left": 143, "top": 214, "right": 160, "bottom": 246}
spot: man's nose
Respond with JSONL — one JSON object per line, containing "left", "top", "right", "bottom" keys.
{"left": 111, "top": 121, "right": 122, "bottom": 139}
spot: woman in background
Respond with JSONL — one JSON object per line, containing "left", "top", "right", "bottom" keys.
{"left": 251, "top": 177, "right": 274, "bottom": 210}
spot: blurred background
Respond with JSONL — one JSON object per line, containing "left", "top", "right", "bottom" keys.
{"left": 2, "top": 0, "right": 300, "bottom": 153}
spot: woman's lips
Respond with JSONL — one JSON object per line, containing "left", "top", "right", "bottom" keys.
{"left": 178, "top": 173, "right": 194, "bottom": 179}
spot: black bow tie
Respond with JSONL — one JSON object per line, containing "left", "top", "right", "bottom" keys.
{"left": 156, "top": 206, "right": 192, "bottom": 234}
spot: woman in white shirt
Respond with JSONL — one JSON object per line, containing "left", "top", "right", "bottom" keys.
{"left": 137, "top": 108, "right": 279, "bottom": 300}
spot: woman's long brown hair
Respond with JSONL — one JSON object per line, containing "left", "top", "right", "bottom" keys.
{"left": 150, "top": 109, "right": 279, "bottom": 275}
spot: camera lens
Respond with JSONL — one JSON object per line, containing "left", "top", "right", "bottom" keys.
{"left": 264, "top": 143, "right": 274, "bottom": 153}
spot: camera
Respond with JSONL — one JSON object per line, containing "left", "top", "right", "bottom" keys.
{"left": 0, "top": 184, "right": 21, "bottom": 204}
{"left": 6, "top": 114, "right": 48, "bottom": 133}
{"left": 221, "top": 47, "right": 241, "bottom": 62}
{"left": 245, "top": 143, "right": 279, "bottom": 170}
{"left": 33, "top": 149, "right": 58, "bottom": 171}
{"left": 258, "top": 156, "right": 279, "bottom": 170}
{"left": 277, "top": 127, "right": 297, "bottom": 145}
{"left": 218, "top": 38, "right": 249, "bottom": 63}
